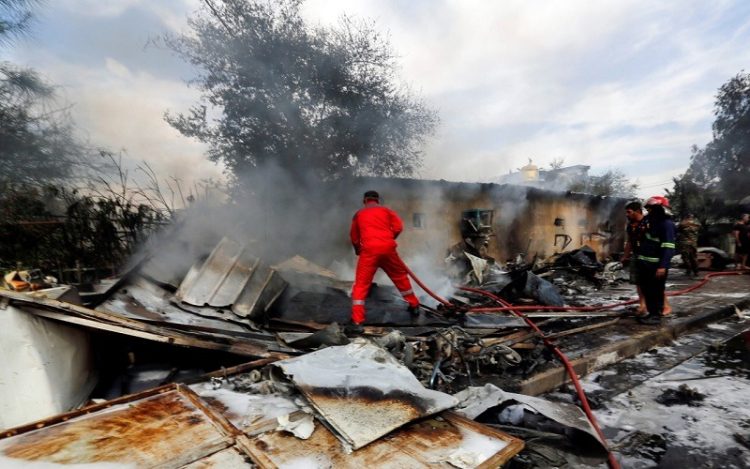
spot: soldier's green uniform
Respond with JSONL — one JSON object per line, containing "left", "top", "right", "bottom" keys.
{"left": 677, "top": 217, "right": 701, "bottom": 277}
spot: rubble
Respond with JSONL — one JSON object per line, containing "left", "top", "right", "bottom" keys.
{"left": 2, "top": 225, "right": 750, "bottom": 467}
{"left": 454, "top": 383, "right": 607, "bottom": 452}
{"left": 2, "top": 270, "right": 56, "bottom": 292}
{"left": 245, "top": 410, "right": 523, "bottom": 468}
{"left": 0, "top": 287, "right": 289, "bottom": 358}
{"left": 654, "top": 384, "right": 706, "bottom": 407}
{"left": 0, "top": 349, "right": 525, "bottom": 468}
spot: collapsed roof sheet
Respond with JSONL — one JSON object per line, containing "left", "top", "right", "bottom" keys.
{"left": 244, "top": 411, "right": 523, "bottom": 469}
{"left": 175, "top": 237, "right": 287, "bottom": 319}
{"left": 0, "top": 372, "right": 522, "bottom": 469}
{"left": 274, "top": 340, "right": 459, "bottom": 449}
{"left": 103, "top": 275, "right": 251, "bottom": 333}
{"left": 0, "top": 288, "right": 286, "bottom": 358}
{"left": 0, "top": 386, "right": 244, "bottom": 467}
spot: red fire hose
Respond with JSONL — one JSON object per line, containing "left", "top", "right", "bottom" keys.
{"left": 405, "top": 265, "right": 749, "bottom": 469}
{"left": 467, "top": 270, "right": 748, "bottom": 313}
{"left": 458, "top": 285, "right": 621, "bottom": 469}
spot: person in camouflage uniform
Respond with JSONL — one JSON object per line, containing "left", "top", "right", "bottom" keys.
{"left": 677, "top": 213, "right": 701, "bottom": 277}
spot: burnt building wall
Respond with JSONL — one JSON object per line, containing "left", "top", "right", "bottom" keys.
{"left": 311, "top": 177, "right": 627, "bottom": 269}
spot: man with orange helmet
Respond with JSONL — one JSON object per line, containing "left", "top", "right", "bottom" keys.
{"left": 635, "top": 195, "right": 676, "bottom": 325}
{"left": 349, "top": 190, "right": 420, "bottom": 330}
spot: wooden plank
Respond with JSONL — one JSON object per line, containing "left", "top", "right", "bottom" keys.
{"left": 179, "top": 385, "right": 242, "bottom": 438}
{"left": 182, "top": 358, "right": 283, "bottom": 385}
{"left": 511, "top": 342, "right": 537, "bottom": 349}
{"left": 442, "top": 412, "right": 525, "bottom": 469}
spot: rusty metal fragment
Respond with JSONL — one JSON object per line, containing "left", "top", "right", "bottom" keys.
{"left": 0, "top": 387, "right": 233, "bottom": 467}
{"left": 274, "top": 340, "right": 459, "bottom": 449}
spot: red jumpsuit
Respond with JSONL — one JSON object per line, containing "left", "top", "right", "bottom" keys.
{"left": 350, "top": 201, "right": 419, "bottom": 324}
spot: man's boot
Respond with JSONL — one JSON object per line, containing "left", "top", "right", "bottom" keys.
{"left": 344, "top": 322, "right": 365, "bottom": 335}
{"left": 638, "top": 314, "right": 662, "bottom": 325}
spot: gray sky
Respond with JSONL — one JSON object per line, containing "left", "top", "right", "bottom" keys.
{"left": 8, "top": 0, "right": 750, "bottom": 197}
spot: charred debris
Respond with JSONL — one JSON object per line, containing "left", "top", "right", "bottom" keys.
{"left": 0, "top": 216, "right": 638, "bottom": 466}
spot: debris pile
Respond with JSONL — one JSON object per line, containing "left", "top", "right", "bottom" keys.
{"left": 655, "top": 384, "right": 706, "bottom": 407}
{"left": 5, "top": 232, "right": 748, "bottom": 467}
{"left": 3, "top": 269, "right": 56, "bottom": 292}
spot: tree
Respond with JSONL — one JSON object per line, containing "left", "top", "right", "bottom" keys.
{"left": 0, "top": 0, "right": 91, "bottom": 186}
{"left": 705, "top": 71, "right": 750, "bottom": 198}
{"left": 568, "top": 169, "right": 638, "bottom": 198}
{"left": 670, "top": 71, "right": 750, "bottom": 218}
{"left": 548, "top": 157, "right": 565, "bottom": 170}
{"left": 0, "top": 0, "right": 34, "bottom": 43}
{"left": 163, "top": 0, "right": 437, "bottom": 184}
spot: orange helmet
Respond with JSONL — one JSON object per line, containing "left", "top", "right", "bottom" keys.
{"left": 645, "top": 195, "right": 670, "bottom": 208}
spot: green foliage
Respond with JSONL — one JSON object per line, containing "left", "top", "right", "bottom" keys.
{"left": 0, "top": 182, "right": 166, "bottom": 274}
{"left": 0, "top": 0, "right": 36, "bottom": 44}
{"left": 164, "top": 0, "right": 437, "bottom": 184}
{"left": 568, "top": 169, "right": 638, "bottom": 198}
{"left": 708, "top": 72, "right": 750, "bottom": 196}
{"left": 666, "top": 172, "right": 726, "bottom": 227}
{"left": 671, "top": 71, "right": 750, "bottom": 219}
{"left": 1, "top": 0, "right": 92, "bottom": 187}
{"left": 0, "top": 1, "right": 169, "bottom": 274}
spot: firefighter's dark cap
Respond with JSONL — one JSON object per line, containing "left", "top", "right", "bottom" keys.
{"left": 363, "top": 190, "right": 380, "bottom": 200}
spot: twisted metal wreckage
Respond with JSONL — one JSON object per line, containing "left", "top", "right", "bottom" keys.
{"left": 1, "top": 236, "right": 749, "bottom": 468}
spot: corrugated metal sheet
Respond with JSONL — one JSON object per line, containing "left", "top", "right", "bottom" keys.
{"left": 244, "top": 411, "right": 524, "bottom": 468}
{"left": 274, "top": 340, "right": 459, "bottom": 450}
{"left": 103, "top": 276, "right": 251, "bottom": 333}
{"left": 175, "top": 237, "right": 287, "bottom": 319}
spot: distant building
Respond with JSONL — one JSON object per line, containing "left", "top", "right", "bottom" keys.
{"left": 494, "top": 160, "right": 590, "bottom": 192}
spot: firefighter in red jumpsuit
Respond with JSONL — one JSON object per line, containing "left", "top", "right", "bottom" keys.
{"left": 350, "top": 190, "right": 420, "bottom": 325}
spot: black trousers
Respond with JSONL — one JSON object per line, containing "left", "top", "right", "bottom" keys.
{"left": 637, "top": 261, "right": 668, "bottom": 316}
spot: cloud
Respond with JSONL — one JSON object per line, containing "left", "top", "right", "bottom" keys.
{"left": 322, "top": 0, "right": 750, "bottom": 188}
{"left": 28, "top": 51, "right": 223, "bottom": 187}
{"left": 8, "top": 0, "right": 750, "bottom": 199}
{"left": 55, "top": 0, "right": 201, "bottom": 31}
